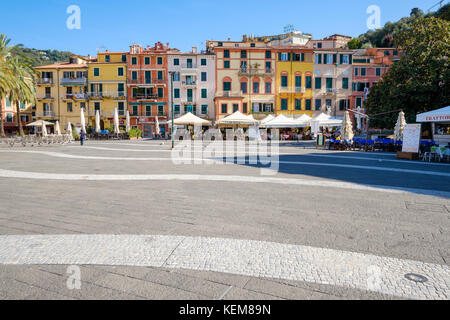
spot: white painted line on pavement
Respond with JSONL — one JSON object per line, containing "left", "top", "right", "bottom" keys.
{"left": 1, "top": 150, "right": 450, "bottom": 177}
{"left": 0, "top": 234, "right": 448, "bottom": 300}
{"left": 0, "top": 168, "right": 449, "bottom": 197}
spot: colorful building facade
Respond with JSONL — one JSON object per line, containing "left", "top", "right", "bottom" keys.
{"left": 313, "top": 49, "right": 354, "bottom": 117}
{"left": 0, "top": 98, "right": 32, "bottom": 135}
{"left": 87, "top": 51, "right": 128, "bottom": 130}
{"left": 168, "top": 48, "right": 216, "bottom": 122}
{"left": 127, "top": 43, "right": 171, "bottom": 138}
{"left": 274, "top": 47, "right": 314, "bottom": 117}
{"left": 35, "top": 55, "right": 89, "bottom": 131}
{"left": 207, "top": 40, "right": 276, "bottom": 121}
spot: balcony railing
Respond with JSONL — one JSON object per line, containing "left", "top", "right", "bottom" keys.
{"left": 37, "top": 95, "right": 54, "bottom": 100}
{"left": 63, "top": 93, "right": 88, "bottom": 100}
{"left": 215, "top": 91, "right": 243, "bottom": 98}
{"left": 181, "top": 63, "right": 197, "bottom": 69}
{"left": 135, "top": 94, "right": 158, "bottom": 100}
{"left": 182, "top": 80, "right": 197, "bottom": 86}
{"left": 181, "top": 98, "right": 196, "bottom": 104}
{"left": 36, "top": 111, "right": 55, "bottom": 118}
{"left": 60, "top": 77, "right": 88, "bottom": 85}
{"left": 36, "top": 78, "right": 53, "bottom": 85}
{"left": 87, "top": 92, "right": 126, "bottom": 99}
{"left": 239, "top": 68, "right": 274, "bottom": 76}
{"left": 278, "top": 87, "right": 306, "bottom": 94}
{"left": 128, "top": 79, "right": 165, "bottom": 85}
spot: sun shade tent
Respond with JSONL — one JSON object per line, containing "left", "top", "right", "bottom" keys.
{"left": 310, "top": 113, "right": 344, "bottom": 136}
{"left": 416, "top": 106, "right": 450, "bottom": 146}
{"left": 264, "top": 114, "right": 308, "bottom": 128}
{"left": 174, "top": 112, "right": 212, "bottom": 126}
{"left": 259, "top": 115, "right": 275, "bottom": 128}
{"left": 26, "top": 120, "right": 55, "bottom": 127}
{"left": 216, "top": 111, "right": 259, "bottom": 127}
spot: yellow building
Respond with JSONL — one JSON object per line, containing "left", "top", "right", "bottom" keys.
{"left": 275, "top": 47, "right": 314, "bottom": 117}
{"left": 35, "top": 55, "right": 89, "bottom": 132}
{"left": 87, "top": 51, "right": 128, "bottom": 130}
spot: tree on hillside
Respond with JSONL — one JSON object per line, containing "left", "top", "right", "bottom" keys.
{"left": 365, "top": 17, "right": 450, "bottom": 129}
{"left": 436, "top": 3, "right": 450, "bottom": 21}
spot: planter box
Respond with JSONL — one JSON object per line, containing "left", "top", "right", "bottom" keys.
{"left": 397, "top": 151, "right": 419, "bottom": 161}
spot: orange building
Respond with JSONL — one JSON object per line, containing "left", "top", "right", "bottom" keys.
{"left": 127, "top": 42, "right": 173, "bottom": 138}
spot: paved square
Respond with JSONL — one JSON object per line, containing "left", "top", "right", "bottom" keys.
{"left": 0, "top": 140, "right": 449, "bottom": 300}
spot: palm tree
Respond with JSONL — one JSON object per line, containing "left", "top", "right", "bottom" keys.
{"left": 6, "top": 56, "right": 37, "bottom": 137}
{"left": 0, "top": 33, "right": 13, "bottom": 138}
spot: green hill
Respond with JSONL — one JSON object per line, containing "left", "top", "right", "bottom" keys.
{"left": 348, "top": 4, "right": 450, "bottom": 49}
{"left": 10, "top": 45, "right": 75, "bottom": 67}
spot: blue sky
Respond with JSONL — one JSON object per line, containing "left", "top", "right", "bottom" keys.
{"left": 0, "top": 0, "right": 444, "bottom": 55}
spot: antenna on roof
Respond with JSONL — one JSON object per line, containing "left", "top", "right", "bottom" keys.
{"left": 284, "top": 24, "right": 294, "bottom": 33}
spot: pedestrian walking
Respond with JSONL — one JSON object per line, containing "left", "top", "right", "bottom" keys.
{"left": 80, "top": 130, "right": 86, "bottom": 146}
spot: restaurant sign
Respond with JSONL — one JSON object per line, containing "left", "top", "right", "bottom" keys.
{"left": 402, "top": 124, "right": 422, "bottom": 153}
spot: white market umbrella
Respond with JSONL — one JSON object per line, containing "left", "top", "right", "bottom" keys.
{"left": 174, "top": 112, "right": 211, "bottom": 126}
{"left": 41, "top": 121, "right": 48, "bottom": 137}
{"left": 95, "top": 110, "right": 101, "bottom": 133}
{"left": 55, "top": 121, "right": 61, "bottom": 136}
{"left": 66, "top": 122, "right": 73, "bottom": 135}
{"left": 126, "top": 110, "right": 131, "bottom": 132}
{"left": 260, "top": 115, "right": 275, "bottom": 127}
{"left": 114, "top": 108, "right": 120, "bottom": 134}
{"left": 80, "top": 108, "right": 86, "bottom": 133}
{"left": 216, "top": 111, "right": 259, "bottom": 127}
{"left": 342, "top": 111, "right": 354, "bottom": 141}
{"left": 155, "top": 116, "right": 161, "bottom": 136}
{"left": 394, "top": 111, "right": 407, "bottom": 141}
{"left": 265, "top": 114, "right": 308, "bottom": 128}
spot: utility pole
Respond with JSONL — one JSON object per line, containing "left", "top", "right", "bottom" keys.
{"left": 169, "top": 71, "right": 175, "bottom": 150}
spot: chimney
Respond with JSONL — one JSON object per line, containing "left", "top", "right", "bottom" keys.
{"left": 192, "top": 46, "right": 197, "bottom": 54}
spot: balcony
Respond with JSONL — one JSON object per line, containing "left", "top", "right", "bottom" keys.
{"left": 135, "top": 94, "right": 158, "bottom": 101}
{"left": 182, "top": 80, "right": 197, "bottom": 87}
{"left": 181, "top": 64, "right": 197, "bottom": 75}
{"left": 37, "top": 95, "right": 54, "bottom": 101}
{"left": 63, "top": 93, "right": 88, "bottom": 100}
{"left": 238, "top": 68, "right": 274, "bottom": 76}
{"left": 36, "top": 111, "right": 55, "bottom": 118}
{"left": 215, "top": 91, "right": 243, "bottom": 98}
{"left": 60, "top": 77, "right": 88, "bottom": 85}
{"left": 88, "top": 92, "right": 127, "bottom": 99}
{"left": 278, "top": 87, "right": 306, "bottom": 94}
{"left": 128, "top": 79, "right": 166, "bottom": 85}
{"left": 181, "top": 98, "right": 196, "bottom": 105}
{"left": 36, "top": 78, "right": 53, "bottom": 85}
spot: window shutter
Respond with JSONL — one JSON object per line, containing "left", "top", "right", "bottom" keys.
{"left": 318, "top": 54, "right": 322, "bottom": 64}
{"left": 333, "top": 54, "right": 337, "bottom": 64}
{"left": 339, "top": 54, "right": 343, "bottom": 64}
{"left": 323, "top": 54, "right": 327, "bottom": 64}
{"left": 301, "top": 53, "right": 305, "bottom": 62}
{"left": 349, "top": 54, "right": 353, "bottom": 64}
{"left": 278, "top": 53, "right": 282, "bottom": 61}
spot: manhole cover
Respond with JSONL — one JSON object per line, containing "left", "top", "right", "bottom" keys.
{"left": 405, "top": 273, "right": 428, "bottom": 283}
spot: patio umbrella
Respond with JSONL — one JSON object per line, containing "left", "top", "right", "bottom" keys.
{"left": 155, "top": 116, "right": 161, "bottom": 136}
{"left": 80, "top": 108, "right": 86, "bottom": 133}
{"left": 41, "top": 121, "right": 48, "bottom": 137}
{"left": 174, "top": 112, "right": 211, "bottom": 126}
{"left": 126, "top": 110, "right": 131, "bottom": 132}
{"left": 114, "top": 108, "right": 120, "bottom": 134}
{"left": 55, "top": 121, "right": 62, "bottom": 136}
{"left": 342, "top": 111, "right": 354, "bottom": 141}
{"left": 95, "top": 110, "right": 101, "bottom": 134}
{"left": 394, "top": 111, "right": 407, "bottom": 141}
{"left": 66, "top": 122, "right": 73, "bottom": 135}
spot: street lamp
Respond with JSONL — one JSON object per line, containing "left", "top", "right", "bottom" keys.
{"left": 169, "top": 71, "right": 175, "bottom": 149}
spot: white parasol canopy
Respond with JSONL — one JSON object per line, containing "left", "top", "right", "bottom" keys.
{"left": 265, "top": 114, "right": 308, "bottom": 128}
{"left": 260, "top": 114, "right": 275, "bottom": 126}
{"left": 114, "top": 108, "right": 120, "bottom": 134}
{"left": 55, "top": 121, "right": 62, "bottom": 136}
{"left": 311, "top": 113, "right": 343, "bottom": 136}
{"left": 95, "top": 110, "right": 101, "bottom": 133}
{"left": 26, "top": 120, "right": 54, "bottom": 127}
{"left": 216, "top": 111, "right": 259, "bottom": 126}
{"left": 394, "top": 111, "right": 407, "bottom": 141}
{"left": 41, "top": 121, "right": 48, "bottom": 137}
{"left": 342, "top": 111, "right": 354, "bottom": 141}
{"left": 155, "top": 116, "right": 161, "bottom": 136}
{"left": 174, "top": 112, "right": 211, "bottom": 126}
{"left": 66, "top": 122, "right": 73, "bottom": 135}
{"left": 80, "top": 108, "right": 86, "bottom": 133}
{"left": 126, "top": 110, "right": 131, "bottom": 132}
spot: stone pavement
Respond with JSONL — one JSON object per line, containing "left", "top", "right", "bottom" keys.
{"left": 0, "top": 141, "right": 449, "bottom": 300}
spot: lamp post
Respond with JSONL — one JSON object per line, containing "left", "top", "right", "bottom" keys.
{"left": 169, "top": 71, "right": 175, "bottom": 149}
